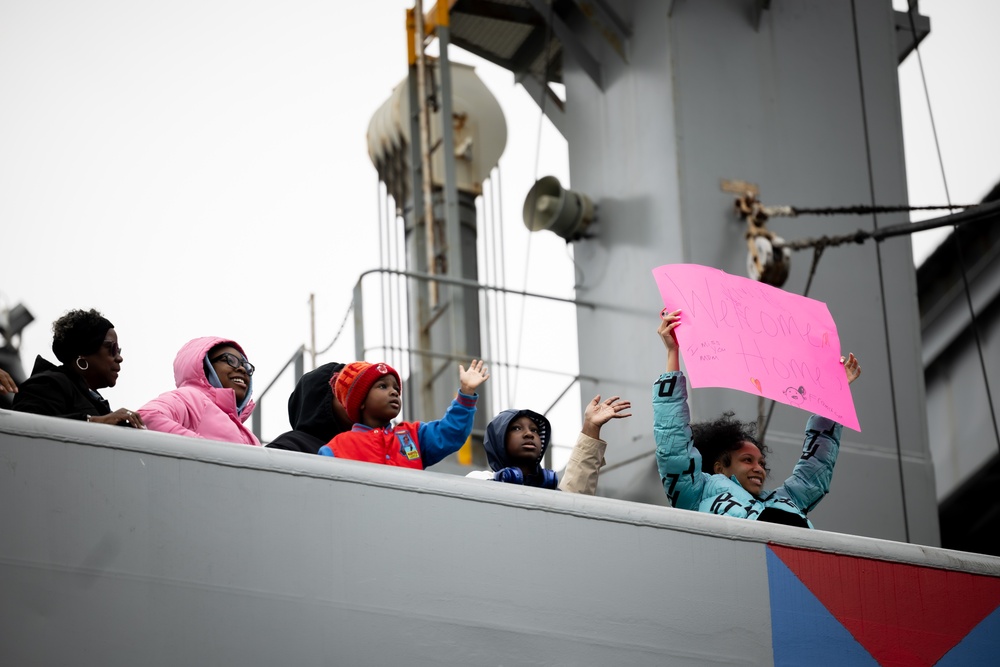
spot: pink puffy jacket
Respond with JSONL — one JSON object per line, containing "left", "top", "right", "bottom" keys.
{"left": 139, "top": 336, "right": 260, "bottom": 446}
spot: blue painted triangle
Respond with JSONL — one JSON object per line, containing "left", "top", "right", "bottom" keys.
{"left": 936, "top": 604, "right": 1000, "bottom": 666}
{"left": 766, "top": 547, "right": 879, "bottom": 667}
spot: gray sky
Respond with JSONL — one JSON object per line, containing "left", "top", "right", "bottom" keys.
{"left": 0, "top": 0, "right": 573, "bottom": 445}
{"left": 896, "top": 0, "right": 1000, "bottom": 259}
{"left": 1, "top": 1, "right": 996, "bottom": 448}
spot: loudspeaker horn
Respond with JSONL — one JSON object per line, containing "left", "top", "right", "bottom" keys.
{"left": 522, "top": 176, "right": 595, "bottom": 241}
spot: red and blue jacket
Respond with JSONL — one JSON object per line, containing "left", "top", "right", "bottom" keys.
{"left": 318, "top": 391, "right": 477, "bottom": 468}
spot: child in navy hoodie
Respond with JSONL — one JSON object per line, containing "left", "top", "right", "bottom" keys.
{"left": 467, "top": 394, "right": 631, "bottom": 494}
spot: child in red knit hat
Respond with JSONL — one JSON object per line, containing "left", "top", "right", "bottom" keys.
{"left": 318, "top": 359, "right": 489, "bottom": 469}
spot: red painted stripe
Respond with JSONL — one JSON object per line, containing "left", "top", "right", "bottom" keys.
{"left": 770, "top": 544, "right": 1000, "bottom": 666}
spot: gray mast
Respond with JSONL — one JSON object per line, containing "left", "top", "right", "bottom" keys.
{"left": 443, "top": 0, "right": 939, "bottom": 544}
{"left": 368, "top": 8, "right": 506, "bottom": 456}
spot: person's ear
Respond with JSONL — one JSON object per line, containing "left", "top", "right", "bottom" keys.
{"left": 713, "top": 461, "right": 724, "bottom": 475}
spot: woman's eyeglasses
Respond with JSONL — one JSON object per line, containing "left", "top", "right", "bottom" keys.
{"left": 102, "top": 340, "right": 122, "bottom": 357}
{"left": 211, "top": 352, "right": 255, "bottom": 376}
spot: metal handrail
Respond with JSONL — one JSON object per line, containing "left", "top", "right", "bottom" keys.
{"left": 249, "top": 268, "right": 646, "bottom": 445}
{"left": 355, "top": 342, "right": 586, "bottom": 380}
{"left": 250, "top": 344, "right": 305, "bottom": 442}
{"left": 355, "top": 267, "right": 598, "bottom": 309}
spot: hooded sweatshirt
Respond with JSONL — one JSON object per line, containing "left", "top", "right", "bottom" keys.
{"left": 139, "top": 336, "right": 259, "bottom": 445}
{"left": 467, "top": 409, "right": 559, "bottom": 488}
{"left": 267, "top": 361, "right": 348, "bottom": 454}
{"left": 467, "top": 409, "right": 609, "bottom": 494}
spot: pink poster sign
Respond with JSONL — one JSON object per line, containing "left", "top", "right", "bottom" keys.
{"left": 652, "top": 264, "right": 860, "bottom": 431}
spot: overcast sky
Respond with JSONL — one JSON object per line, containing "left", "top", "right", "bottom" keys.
{"left": 895, "top": 0, "right": 1000, "bottom": 258}
{"left": 1, "top": 0, "right": 996, "bottom": 449}
{"left": 0, "top": 0, "right": 574, "bottom": 445}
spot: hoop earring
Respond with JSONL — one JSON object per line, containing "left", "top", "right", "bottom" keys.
{"left": 76, "top": 356, "right": 89, "bottom": 371}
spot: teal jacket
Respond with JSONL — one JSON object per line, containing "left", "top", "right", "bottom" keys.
{"left": 653, "top": 371, "right": 842, "bottom": 528}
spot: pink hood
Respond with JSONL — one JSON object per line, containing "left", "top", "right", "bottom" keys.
{"left": 138, "top": 336, "right": 259, "bottom": 446}
{"left": 174, "top": 337, "right": 249, "bottom": 390}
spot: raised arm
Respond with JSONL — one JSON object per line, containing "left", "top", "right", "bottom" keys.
{"left": 458, "top": 359, "right": 490, "bottom": 395}
{"left": 778, "top": 353, "right": 860, "bottom": 514}
{"left": 659, "top": 309, "right": 681, "bottom": 373}
{"left": 559, "top": 395, "right": 632, "bottom": 494}
{"left": 777, "top": 416, "right": 843, "bottom": 515}
{"left": 581, "top": 394, "right": 632, "bottom": 440}
{"left": 417, "top": 360, "right": 489, "bottom": 467}
{"left": 653, "top": 312, "right": 708, "bottom": 509}
{"left": 416, "top": 392, "right": 478, "bottom": 467}
{"left": 842, "top": 353, "right": 861, "bottom": 385}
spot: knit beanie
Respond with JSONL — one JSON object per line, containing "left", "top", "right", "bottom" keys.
{"left": 334, "top": 361, "right": 402, "bottom": 424}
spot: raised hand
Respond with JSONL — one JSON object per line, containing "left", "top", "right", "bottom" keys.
{"left": 458, "top": 359, "right": 490, "bottom": 395}
{"left": 582, "top": 394, "right": 632, "bottom": 439}
{"left": 841, "top": 353, "right": 861, "bottom": 385}
{"left": 659, "top": 309, "right": 682, "bottom": 372}
{"left": 658, "top": 309, "right": 681, "bottom": 350}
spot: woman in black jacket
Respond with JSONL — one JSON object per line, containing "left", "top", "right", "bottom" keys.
{"left": 12, "top": 308, "right": 145, "bottom": 428}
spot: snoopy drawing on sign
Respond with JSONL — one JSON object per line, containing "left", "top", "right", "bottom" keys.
{"left": 784, "top": 386, "right": 807, "bottom": 405}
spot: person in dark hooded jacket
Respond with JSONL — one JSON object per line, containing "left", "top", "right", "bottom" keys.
{"left": 467, "top": 395, "right": 631, "bottom": 494}
{"left": 266, "top": 362, "right": 352, "bottom": 454}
